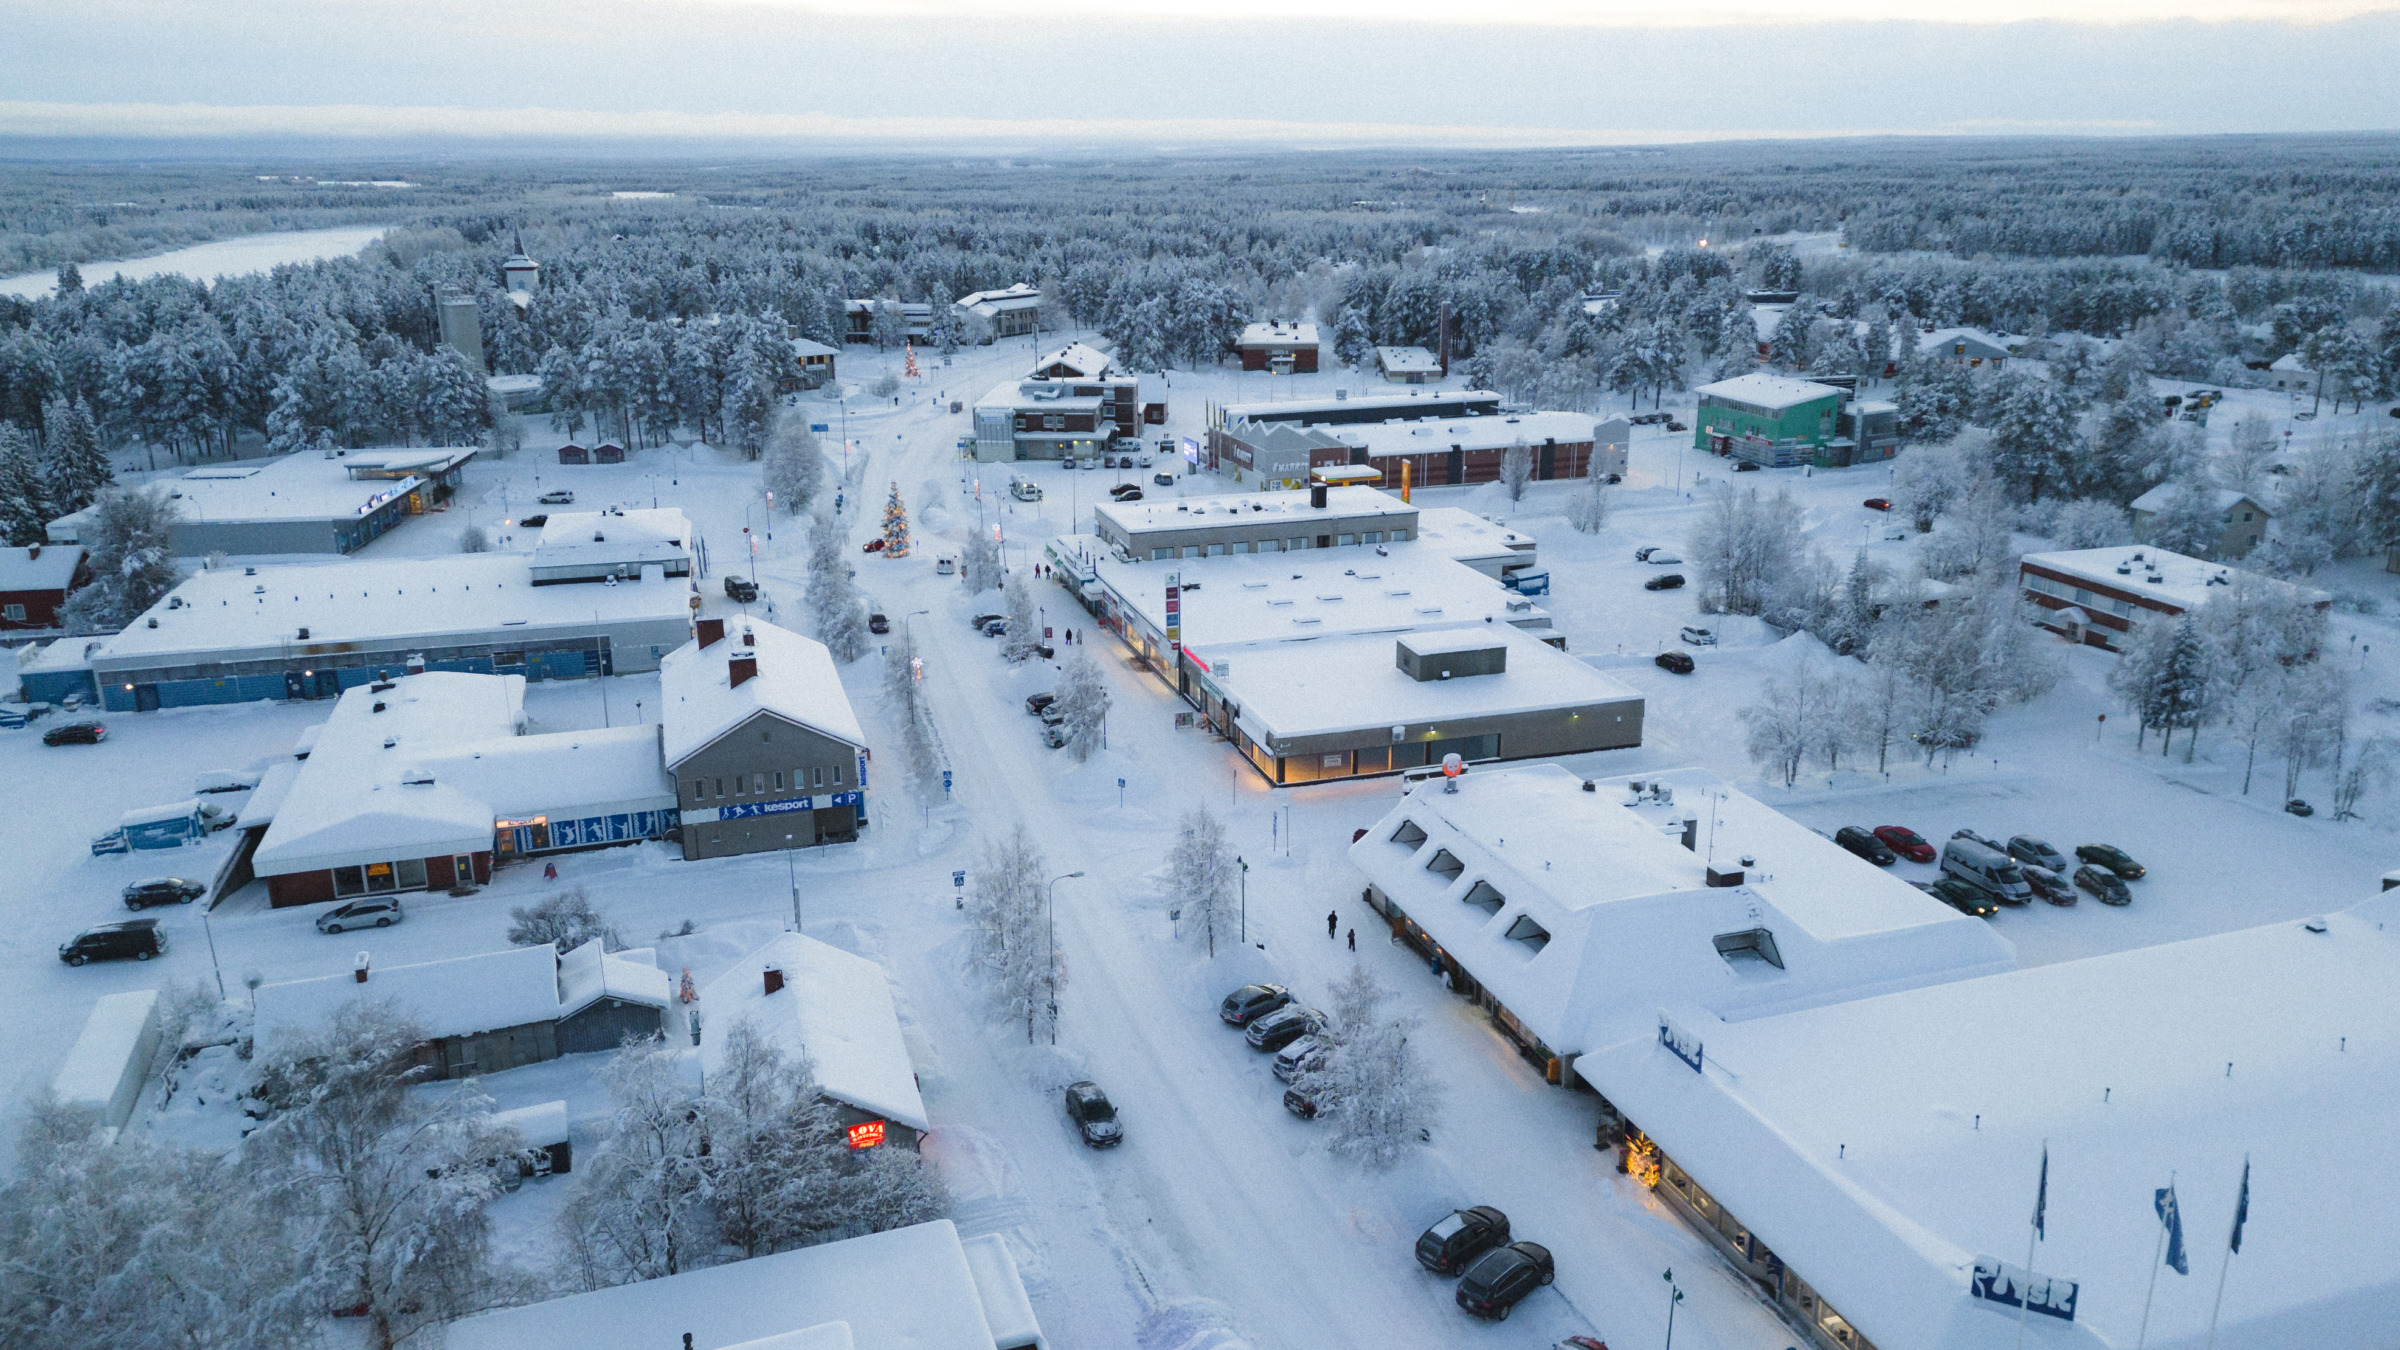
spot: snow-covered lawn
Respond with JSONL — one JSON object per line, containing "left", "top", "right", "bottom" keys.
{"left": 0, "top": 225, "right": 392, "bottom": 298}
{"left": 7, "top": 341, "right": 2397, "bottom": 1350}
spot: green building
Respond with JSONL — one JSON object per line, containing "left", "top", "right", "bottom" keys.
{"left": 1694, "top": 374, "right": 1845, "bottom": 468}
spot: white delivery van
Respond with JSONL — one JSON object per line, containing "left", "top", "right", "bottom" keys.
{"left": 1940, "top": 838, "right": 2032, "bottom": 906}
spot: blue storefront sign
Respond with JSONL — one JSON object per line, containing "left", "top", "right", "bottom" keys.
{"left": 716, "top": 790, "right": 864, "bottom": 821}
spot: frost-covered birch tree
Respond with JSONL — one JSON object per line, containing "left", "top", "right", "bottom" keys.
{"left": 1498, "top": 439, "right": 1534, "bottom": 503}
{"left": 1564, "top": 466, "right": 1612, "bottom": 535}
{"left": 806, "top": 506, "right": 871, "bottom": 662}
{"left": 1165, "top": 804, "right": 1237, "bottom": 957}
{"left": 762, "top": 415, "right": 827, "bottom": 515}
{"left": 558, "top": 1036, "right": 714, "bottom": 1289}
{"left": 1001, "top": 573, "right": 1041, "bottom": 663}
{"left": 969, "top": 825, "right": 1053, "bottom": 1042}
{"left": 1298, "top": 963, "right": 1433, "bottom": 1169}
{"left": 1055, "top": 645, "right": 1111, "bottom": 760}
{"left": 960, "top": 523, "right": 1003, "bottom": 594}
{"left": 58, "top": 485, "right": 179, "bottom": 632}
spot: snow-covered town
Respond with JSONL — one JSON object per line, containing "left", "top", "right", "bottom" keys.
{"left": 4, "top": 41, "right": 2400, "bottom": 1350}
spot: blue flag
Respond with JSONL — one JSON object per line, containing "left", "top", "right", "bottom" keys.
{"left": 2033, "top": 1144, "right": 2049, "bottom": 1240}
{"left": 2155, "top": 1185, "right": 2189, "bottom": 1275}
{"left": 2229, "top": 1157, "right": 2250, "bottom": 1254}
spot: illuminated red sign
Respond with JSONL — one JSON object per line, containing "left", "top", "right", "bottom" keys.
{"left": 845, "top": 1120, "right": 887, "bottom": 1150}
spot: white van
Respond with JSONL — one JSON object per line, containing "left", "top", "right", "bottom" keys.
{"left": 1010, "top": 477, "right": 1043, "bottom": 502}
{"left": 1940, "top": 839, "right": 2032, "bottom": 906}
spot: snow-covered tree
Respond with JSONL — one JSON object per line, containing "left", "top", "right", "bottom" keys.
{"left": 1892, "top": 437, "right": 1970, "bottom": 533}
{"left": 1332, "top": 308, "right": 1373, "bottom": 368}
{"left": 1298, "top": 963, "right": 1433, "bottom": 1169}
{"left": 1984, "top": 370, "right": 2081, "bottom": 500}
{"left": 1054, "top": 644, "right": 1111, "bottom": 760}
{"left": 1686, "top": 484, "right": 1806, "bottom": 616}
{"left": 2050, "top": 498, "right": 2134, "bottom": 550}
{"left": 1918, "top": 478, "right": 2017, "bottom": 582}
{"left": 1497, "top": 439, "right": 1533, "bottom": 503}
{"left": 1564, "top": 468, "right": 1612, "bottom": 535}
{"left": 38, "top": 395, "right": 110, "bottom": 512}
{"left": 1001, "top": 572, "right": 1041, "bottom": 663}
{"left": 2331, "top": 736, "right": 2394, "bottom": 821}
{"left": 969, "top": 825, "right": 1054, "bottom": 1041}
{"left": 1165, "top": 803, "right": 1238, "bottom": 957}
{"left": 960, "top": 523, "right": 1003, "bottom": 594}
{"left": 2274, "top": 660, "right": 2349, "bottom": 800}
{"left": 762, "top": 415, "right": 827, "bottom": 516}
{"left": 248, "top": 1004, "right": 519, "bottom": 1350}
{"left": 881, "top": 625, "right": 938, "bottom": 786}
{"left": 2143, "top": 481, "right": 2227, "bottom": 559}
{"left": 700, "top": 1019, "right": 841, "bottom": 1259}
{"left": 482, "top": 387, "right": 522, "bottom": 458}
{"left": 806, "top": 507, "right": 871, "bottom": 662}
{"left": 558, "top": 1036, "right": 713, "bottom": 1289}
{"left": 0, "top": 422, "right": 52, "bottom": 545}
{"left": 59, "top": 485, "right": 179, "bottom": 633}
{"left": 1739, "top": 655, "right": 1851, "bottom": 788}
{"left": 458, "top": 524, "right": 490, "bottom": 553}
{"left": 506, "top": 886, "right": 624, "bottom": 951}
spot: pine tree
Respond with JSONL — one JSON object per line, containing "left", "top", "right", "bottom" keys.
{"left": 39, "top": 396, "right": 110, "bottom": 513}
{"left": 0, "top": 422, "right": 52, "bottom": 545}
{"left": 880, "top": 481, "right": 910, "bottom": 557}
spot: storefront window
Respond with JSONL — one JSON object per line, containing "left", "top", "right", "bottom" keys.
{"left": 333, "top": 866, "right": 365, "bottom": 897}
{"left": 395, "top": 858, "right": 428, "bottom": 891}
{"left": 364, "top": 862, "right": 397, "bottom": 893}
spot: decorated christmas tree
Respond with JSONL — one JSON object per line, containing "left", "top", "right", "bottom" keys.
{"left": 881, "top": 481, "right": 911, "bottom": 557}
{"left": 903, "top": 341, "right": 921, "bottom": 379}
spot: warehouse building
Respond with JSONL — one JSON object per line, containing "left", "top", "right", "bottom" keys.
{"left": 1215, "top": 388, "right": 1501, "bottom": 431}
{"left": 1376, "top": 345, "right": 1443, "bottom": 383}
{"left": 247, "top": 671, "right": 677, "bottom": 906}
{"left": 48, "top": 447, "right": 475, "bottom": 558}
{"left": 1209, "top": 409, "right": 1608, "bottom": 490}
{"left": 1236, "top": 320, "right": 1320, "bottom": 372}
{"left": 1694, "top": 373, "right": 1846, "bottom": 468}
{"left": 663, "top": 618, "right": 869, "bottom": 860}
{"left": 42, "top": 551, "right": 694, "bottom": 712}
{"left": 1584, "top": 886, "right": 2400, "bottom": 1350}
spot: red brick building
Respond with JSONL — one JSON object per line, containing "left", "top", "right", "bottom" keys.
{"left": 0, "top": 543, "right": 86, "bottom": 630}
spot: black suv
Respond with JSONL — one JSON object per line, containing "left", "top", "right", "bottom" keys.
{"left": 61, "top": 919, "right": 164, "bottom": 965}
{"left": 1416, "top": 1206, "right": 1510, "bottom": 1274}
{"left": 1244, "top": 1005, "right": 1324, "bottom": 1052}
{"left": 1834, "top": 826, "right": 1895, "bottom": 866}
{"left": 2075, "top": 843, "right": 2145, "bottom": 879}
{"left": 1219, "top": 983, "right": 1291, "bottom": 1026}
{"left": 1456, "top": 1241, "right": 1554, "bottom": 1320}
{"left": 723, "top": 575, "right": 759, "bottom": 603}
{"left": 123, "top": 877, "right": 205, "bottom": 909}
{"left": 1064, "top": 1081, "right": 1122, "bottom": 1148}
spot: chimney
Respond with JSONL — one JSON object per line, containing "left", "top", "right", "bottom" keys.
{"left": 1681, "top": 815, "right": 1698, "bottom": 851}
{"left": 1706, "top": 866, "right": 1745, "bottom": 888}
{"left": 729, "top": 655, "right": 758, "bottom": 688}
{"left": 354, "top": 952, "right": 371, "bottom": 984}
{"left": 742, "top": 627, "right": 755, "bottom": 647}
{"left": 762, "top": 965, "right": 784, "bottom": 996}
{"left": 696, "top": 617, "right": 726, "bottom": 649}
{"left": 26, "top": 544, "right": 38, "bottom": 560}
{"left": 1310, "top": 483, "right": 1328, "bottom": 509}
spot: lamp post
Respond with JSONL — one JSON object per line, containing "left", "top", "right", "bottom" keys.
{"left": 1046, "top": 871, "right": 1084, "bottom": 1045}
{"left": 1238, "top": 855, "right": 1248, "bottom": 945}
{"left": 786, "top": 833, "right": 802, "bottom": 932}
{"left": 741, "top": 501, "right": 767, "bottom": 585}
{"left": 200, "top": 901, "right": 225, "bottom": 1001}
{"left": 1663, "top": 1268, "right": 1685, "bottom": 1350}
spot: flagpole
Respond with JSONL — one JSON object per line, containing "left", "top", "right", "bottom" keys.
{"left": 2016, "top": 1140, "right": 2047, "bottom": 1350}
{"left": 2203, "top": 1239, "right": 2234, "bottom": 1350}
{"left": 2203, "top": 1155, "right": 2248, "bottom": 1350}
{"left": 2136, "top": 1171, "right": 2173, "bottom": 1350}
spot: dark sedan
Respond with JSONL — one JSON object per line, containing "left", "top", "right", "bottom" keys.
{"left": 2076, "top": 843, "right": 2146, "bottom": 879}
{"left": 123, "top": 877, "right": 205, "bottom": 909}
{"left": 1834, "top": 826, "right": 1896, "bottom": 866}
{"left": 1064, "top": 1080, "right": 1122, "bottom": 1147}
{"left": 1244, "top": 1005, "right": 1325, "bottom": 1052}
{"left": 2075, "top": 865, "right": 2132, "bottom": 906}
{"left": 1456, "top": 1242, "right": 1554, "bottom": 1320}
{"left": 1928, "top": 877, "right": 1998, "bottom": 918}
{"left": 43, "top": 721, "right": 106, "bottom": 746}
{"left": 1643, "top": 573, "right": 1686, "bottom": 591}
{"left": 2023, "top": 865, "right": 2077, "bottom": 906}
{"left": 1873, "top": 825, "right": 1937, "bottom": 864}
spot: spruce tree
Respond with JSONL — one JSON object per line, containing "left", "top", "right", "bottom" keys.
{"left": 43, "top": 397, "right": 112, "bottom": 513}
{"left": 0, "top": 423, "right": 53, "bottom": 546}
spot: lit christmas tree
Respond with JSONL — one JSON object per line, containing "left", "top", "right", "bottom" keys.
{"left": 903, "top": 341, "right": 921, "bottom": 379}
{"left": 882, "top": 481, "right": 911, "bottom": 557}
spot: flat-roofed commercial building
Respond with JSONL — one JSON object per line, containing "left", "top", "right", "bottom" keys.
{"left": 48, "top": 447, "right": 475, "bottom": 558}
{"left": 2017, "top": 545, "right": 2327, "bottom": 652}
{"left": 973, "top": 376, "right": 1143, "bottom": 462}
{"left": 1236, "top": 320, "right": 1320, "bottom": 372}
{"left": 1694, "top": 373, "right": 1844, "bottom": 468}
{"left": 1208, "top": 408, "right": 1607, "bottom": 490}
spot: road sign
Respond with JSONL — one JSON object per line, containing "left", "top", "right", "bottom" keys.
{"left": 942, "top": 769, "right": 953, "bottom": 794}
{"left": 953, "top": 870, "right": 966, "bottom": 888}
{"left": 810, "top": 423, "right": 830, "bottom": 433}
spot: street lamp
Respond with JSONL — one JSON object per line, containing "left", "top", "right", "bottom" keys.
{"left": 786, "top": 833, "right": 801, "bottom": 932}
{"left": 1663, "top": 1269, "right": 1685, "bottom": 1350}
{"left": 1046, "top": 871, "right": 1084, "bottom": 1045}
{"left": 1238, "top": 855, "right": 1248, "bottom": 945}
{"left": 200, "top": 900, "right": 225, "bottom": 1000}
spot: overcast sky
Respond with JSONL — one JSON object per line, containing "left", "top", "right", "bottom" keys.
{"left": 3, "top": 0, "right": 2397, "bottom": 148}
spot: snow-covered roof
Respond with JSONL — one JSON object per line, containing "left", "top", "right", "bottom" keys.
{"left": 1239, "top": 320, "right": 1319, "bottom": 348}
{"left": 558, "top": 938, "right": 672, "bottom": 1015}
{"left": 1092, "top": 484, "right": 1417, "bottom": 543}
{"left": 1844, "top": 398, "right": 1898, "bottom": 416}
{"left": 1585, "top": 888, "right": 2400, "bottom": 1350}
{"left": 447, "top": 1221, "right": 1029, "bottom": 1350}
{"left": 1084, "top": 536, "right": 1548, "bottom": 650}
{"left": 974, "top": 377, "right": 1124, "bottom": 414}
{"left": 1347, "top": 765, "right": 2016, "bottom": 1060}
{"left": 2126, "top": 484, "right": 2267, "bottom": 518}
{"left": 660, "top": 621, "right": 864, "bottom": 769}
{"left": 485, "top": 373, "right": 543, "bottom": 395}
{"left": 0, "top": 543, "right": 81, "bottom": 592}
{"left": 1694, "top": 372, "right": 1845, "bottom": 411}
{"left": 89, "top": 553, "right": 691, "bottom": 672}
{"left": 788, "top": 337, "right": 840, "bottom": 359}
{"left": 1323, "top": 410, "right": 1601, "bottom": 461}
{"left": 2019, "top": 546, "right": 2324, "bottom": 615}
{"left": 1917, "top": 326, "right": 2012, "bottom": 356}
{"left": 531, "top": 507, "right": 693, "bottom": 573}
{"left": 420, "top": 722, "right": 673, "bottom": 821}
{"left": 255, "top": 944, "right": 563, "bottom": 1046}
{"left": 2269, "top": 351, "right": 2312, "bottom": 373}
{"left": 722, "top": 1328, "right": 854, "bottom": 1350}
{"left": 698, "top": 933, "right": 929, "bottom": 1134}
{"left": 1748, "top": 303, "right": 1790, "bottom": 343}
{"left": 1032, "top": 341, "right": 1111, "bottom": 377}
{"left": 959, "top": 1236, "right": 1042, "bottom": 1350}
{"left": 1200, "top": 626, "right": 1639, "bottom": 745}
{"left": 49, "top": 449, "right": 467, "bottom": 538}
{"left": 1217, "top": 389, "right": 1500, "bottom": 424}
{"left": 1375, "top": 345, "right": 1442, "bottom": 373}
{"left": 491, "top": 1098, "right": 570, "bottom": 1148}
{"left": 957, "top": 283, "right": 1040, "bottom": 315}
{"left": 237, "top": 757, "right": 303, "bottom": 829}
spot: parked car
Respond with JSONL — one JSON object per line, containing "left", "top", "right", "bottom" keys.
{"left": 1665, "top": 419, "right": 1687, "bottom": 432}
{"left": 1154, "top": 472, "right": 1176, "bottom": 486}
{"left": 1111, "top": 487, "right": 1143, "bottom": 502}
{"left": 1031, "top": 642, "right": 1057, "bottom": 660}
{"left": 317, "top": 897, "right": 404, "bottom": 933}
{"left": 1643, "top": 574, "right": 1686, "bottom": 591}
{"left": 1633, "top": 546, "right": 1661, "bottom": 561}
{"left": 538, "top": 490, "right": 575, "bottom": 505}
{"left": 1038, "top": 702, "right": 1067, "bottom": 726}
{"left": 123, "top": 877, "right": 205, "bottom": 909}
{"left": 1026, "top": 693, "right": 1057, "bottom": 716}
{"left": 1061, "top": 456, "right": 1079, "bottom": 470}
{"left": 1872, "top": 825, "right": 1937, "bottom": 864}
{"left": 1678, "top": 625, "right": 1716, "bottom": 646}
{"left": 1040, "top": 723, "right": 1068, "bottom": 750}
{"left": 980, "top": 617, "right": 1008, "bottom": 637}
{"left": 1941, "top": 839, "right": 2033, "bottom": 906}
{"left": 2022, "top": 864, "right": 2076, "bottom": 906}
{"left": 1952, "top": 828, "right": 2007, "bottom": 855}
{"left": 1457, "top": 1242, "right": 1555, "bottom": 1320}
{"left": 1644, "top": 551, "right": 1682, "bottom": 565}
{"left": 1245, "top": 1005, "right": 1325, "bottom": 1052}
{"left": 1834, "top": 826, "right": 1896, "bottom": 866}
{"left": 1927, "top": 876, "right": 1998, "bottom": 918}
{"left": 1219, "top": 983, "right": 1292, "bottom": 1026}
{"left": 867, "top": 613, "right": 890, "bottom": 634}
{"left": 970, "top": 613, "right": 1003, "bottom": 631}
{"left": 1063, "top": 1080, "right": 1122, "bottom": 1148}
{"left": 2007, "top": 836, "right": 2069, "bottom": 874}
{"left": 1864, "top": 497, "right": 1893, "bottom": 511}
{"left": 2075, "top": 865, "right": 2132, "bottom": 906}
{"left": 2075, "top": 843, "right": 2146, "bottom": 879}
{"left": 516, "top": 513, "right": 548, "bottom": 528}
{"left": 60, "top": 918, "right": 164, "bottom": 965}
{"left": 1733, "top": 459, "right": 1762, "bottom": 471}
{"left": 2285, "top": 798, "right": 2314, "bottom": 816}
{"left": 1415, "top": 1206, "right": 1511, "bottom": 1274}
{"left": 43, "top": 721, "right": 105, "bottom": 746}
{"left": 723, "top": 575, "right": 759, "bottom": 602}
{"left": 1282, "top": 1085, "right": 1320, "bottom": 1119}
{"left": 1654, "top": 650, "right": 1695, "bottom": 674}
{"left": 1272, "top": 1037, "right": 1325, "bottom": 1083}
{"left": 862, "top": 538, "right": 887, "bottom": 553}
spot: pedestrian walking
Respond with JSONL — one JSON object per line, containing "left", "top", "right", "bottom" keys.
{"left": 1347, "top": 928, "right": 1356, "bottom": 951}
{"left": 1327, "top": 910, "right": 1338, "bottom": 938}
{"left": 543, "top": 861, "right": 558, "bottom": 880}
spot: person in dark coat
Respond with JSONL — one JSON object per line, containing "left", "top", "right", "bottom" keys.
{"left": 1347, "top": 928, "right": 1356, "bottom": 951}
{"left": 1327, "top": 910, "right": 1338, "bottom": 938}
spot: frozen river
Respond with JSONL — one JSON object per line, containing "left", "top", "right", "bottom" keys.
{"left": 0, "top": 224, "right": 391, "bottom": 298}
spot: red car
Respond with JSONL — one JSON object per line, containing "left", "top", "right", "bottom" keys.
{"left": 1863, "top": 497, "right": 1892, "bottom": 512}
{"left": 1872, "top": 825, "right": 1937, "bottom": 863}
{"left": 861, "top": 538, "right": 887, "bottom": 553}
